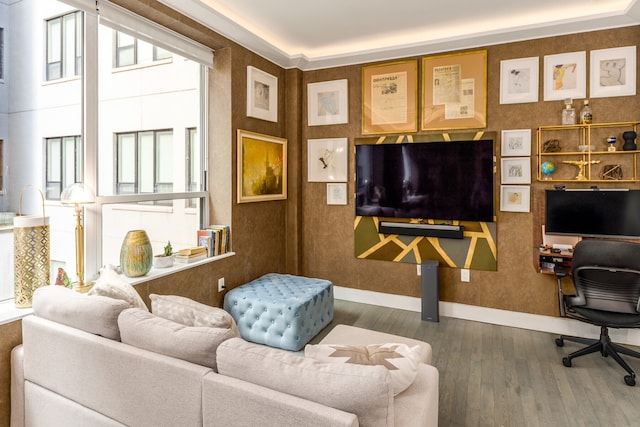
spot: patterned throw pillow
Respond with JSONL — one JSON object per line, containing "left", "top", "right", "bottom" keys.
{"left": 88, "top": 265, "right": 148, "bottom": 310}
{"left": 150, "top": 294, "right": 240, "bottom": 337}
{"left": 305, "top": 343, "right": 421, "bottom": 395}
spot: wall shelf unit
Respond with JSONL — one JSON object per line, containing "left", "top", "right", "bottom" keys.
{"left": 537, "top": 122, "right": 639, "bottom": 182}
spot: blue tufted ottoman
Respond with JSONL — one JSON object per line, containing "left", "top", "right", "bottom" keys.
{"left": 223, "top": 273, "right": 334, "bottom": 351}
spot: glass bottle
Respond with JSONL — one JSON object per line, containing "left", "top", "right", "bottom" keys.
{"left": 580, "top": 100, "right": 592, "bottom": 124}
{"left": 561, "top": 99, "right": 576, "bottom": 125}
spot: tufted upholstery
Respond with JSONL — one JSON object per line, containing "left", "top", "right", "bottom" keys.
{"left": 224, "top": 274, "right": 334, "bottom": 351}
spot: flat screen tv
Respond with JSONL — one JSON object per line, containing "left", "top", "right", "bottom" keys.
{"left": 355, "top": 140, "right": 494, "bottom": 222}
{"left": 545, "top": 189, "right": 640, "bottom": 239}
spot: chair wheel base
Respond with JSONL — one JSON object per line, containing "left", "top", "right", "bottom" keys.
{"left": 562, "top": 357, "right": 572, "bottom": 367}
{"left": 555, "top": 338, "right": 564, "bottom": 347}
{"left": 624, "top": 375, "right": 636, "bottom": 386}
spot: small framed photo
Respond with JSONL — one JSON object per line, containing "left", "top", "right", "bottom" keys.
{"left": 237, "top": 129, "right": 287, "bottom": 203}
{"left": 500, "top": 185, "right": 531, "bottom": 213}
{"left": 500, "top": 56, "right": 539, "bottom": 104}
{"left": 247, "top": 66, "right": 278, "bottom": 122}
{"left": 308, "top": 138, "right": 348, "bottom": 182}
{"left": 590, "top": 46, "right": 636, "bottom": 98}
{"left": 501, "top": 157, "right": 531, "bottom": 184}
{"left": 307, "top": 79, "right": 349, "bottom": 126}
{"left": 501, "top": 129, "right": 531, "bottom": 157}
{"left": 327, "top": 183, "right": 347, "bottom": 205}
{"left": 543, "top": 51, "right": 586, "bottom": 101}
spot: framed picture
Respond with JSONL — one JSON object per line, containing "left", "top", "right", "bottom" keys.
{"left": 422, "top": 50, "right": 487, "bottom": 131}
{"left": 590, "top": 46, "right": 636, "bottom": 98}
{"left": 307, "top": 138, "right": 348, "bottom": 182}
{"left": 499, "top": 56, "right": 539, "bottom": 104}
{"left": 246, "top": 66, "right": 278, "bottom": 122}
{"left": 500, "top": 185, "right": 531, "bottom": 213}
{"left": 307, "top": 79, "right": 349, "bottom": 126}
{"left": 543, "top": 51, "right": 586, "bottom": 101}
{"left": 362, "top": 60, "right": 418, "bottom": 135}
{"left": 501, "top": 157, "right": 531, "bottom": 184}
{"left": 501, "top": 129, "right": 532, "bottom": 157}
{"left": 237, "top": 129, "right": 287, "bottom": 203}
{"left": 327, "top": 183, "right": 348, "bottom": 205}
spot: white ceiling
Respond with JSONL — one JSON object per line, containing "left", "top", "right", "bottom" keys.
{"left": 158, "top": 0, "right": 640, "bottom": 70}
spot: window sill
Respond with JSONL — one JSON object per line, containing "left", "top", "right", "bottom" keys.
{"left": 0, "top": 252, "right": 235, "bottom": 326}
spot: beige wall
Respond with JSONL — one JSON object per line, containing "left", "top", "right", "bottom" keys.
{"left": 0, "top": 0, "right": 638, "bottom": 423}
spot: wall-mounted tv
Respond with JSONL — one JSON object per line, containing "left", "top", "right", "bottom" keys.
{"left": 545, "top": 189, "right": 640, "bottom": 239}
{"left": 355, "top": 140, "right": 495, "bottom": 222}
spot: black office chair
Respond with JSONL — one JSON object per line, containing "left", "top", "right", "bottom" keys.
{"left": 555, "top": 239, "right": 640, "bottom": 386}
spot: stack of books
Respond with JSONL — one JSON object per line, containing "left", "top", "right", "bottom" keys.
{"left": 197, "top": 225, "right": 231, "bottom": 257}
{"left": 174, "top": 246, "right": 207, "bottom": 264}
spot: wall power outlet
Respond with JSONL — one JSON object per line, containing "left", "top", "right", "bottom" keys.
{"left": 218, "top": 277, "right": 226, "bottom": 292}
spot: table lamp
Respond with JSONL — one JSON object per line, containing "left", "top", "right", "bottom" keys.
{"left": 60, "top": 183, "right": 95, "bottom": 293}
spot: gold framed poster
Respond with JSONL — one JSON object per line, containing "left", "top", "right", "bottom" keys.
{"left": 237, "top": 129, "right": 287, "bottom": 203}
{"left": 362, "top": 60, "right": 417, "bottom": 135}
{"left": 422, "top": 50, "right": 487, "bottom": 131}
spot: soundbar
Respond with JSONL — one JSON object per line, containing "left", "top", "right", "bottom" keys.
{"left": 378, "top": 221, "right": 464, "bottom": 239}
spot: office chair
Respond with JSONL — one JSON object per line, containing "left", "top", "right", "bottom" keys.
{"left": 555, "top": 239, "right": 640, "bottom": 386}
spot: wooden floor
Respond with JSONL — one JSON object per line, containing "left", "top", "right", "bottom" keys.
{"left": 311, "top": 299, "right": 640, "bottom": 427}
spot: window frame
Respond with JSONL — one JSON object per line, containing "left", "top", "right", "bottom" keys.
{"left": 45, "top": 135, "right": 83, "bottom": 200}
{"left": 45, "top": 11, "right": 82, "bottom": 81}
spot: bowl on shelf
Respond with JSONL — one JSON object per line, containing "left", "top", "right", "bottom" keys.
{"left": 578, "top": 145, "right": 595, "bottom": 152}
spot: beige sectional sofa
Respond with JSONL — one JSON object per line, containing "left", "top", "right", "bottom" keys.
{"left": 11, "top": 286, "right": 439, "bottom": 426}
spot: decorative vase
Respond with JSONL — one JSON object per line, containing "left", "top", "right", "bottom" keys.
{"left": 119, "top": 230, "right": 153, "bottom": 277}
{"left": 622, "top": 131, "right": 637, "bottom": 151}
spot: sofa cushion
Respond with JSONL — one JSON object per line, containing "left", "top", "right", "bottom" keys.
{"left": 88, "top": 265, "right": 148, "bottom": 310}
{"left": 32, "top": 285, "right": 129, "bottom": 341}
{"left": 305, "top": 343, "right": 421, "bottom": 395}
{"left": 217, "top": 337, "right": 394, "bottom": 426}
{"left": 118, "top": 308, "right": 235, "bottom": 371}
{"left": 150, "top": 293, "right": 239, "bottom": 336}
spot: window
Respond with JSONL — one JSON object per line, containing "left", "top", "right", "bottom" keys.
{"left": 116, "top": 130, "right": 173, "bottom": 196}
{"left": 186, "top": 128, "right": 200, "bottom": 208}
{"left": 46, "top": 11, "right": 82, "bottom": 81}
{"left": 45, "top": 136, "right": 83, "bottom": 200}
{"left": 0, "top": 28, "right": 4, "bottom": 80}
{"left": 114, "top": 31, "right": 171, "bottom": 68}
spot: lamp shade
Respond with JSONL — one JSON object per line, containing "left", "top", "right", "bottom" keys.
{"left": 60, "top": 183, "right": 95, "bottom": 205}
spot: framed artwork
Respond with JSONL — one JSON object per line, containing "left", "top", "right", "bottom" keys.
{"left": 590, "top": 46, "right": 636, "bottom": 98}
{"left": 307, "top": 138, "right": 348, "bottom": 182}
{"left": 501, "top": 129, "right": 531, "bottom": 157}
{"left": 237, "top": 129, "right": 287, "bottom": 203}
{"left": 422, "top": 50, "right": 487, "bottom": 130}
{"left": 327, "top": 183, "right": 348, "bottom": 205}
{"left": 362, "top": 60, "right": 418, "bottom": 135}
{"left": 499, "top": 56, "right": 539, "bottom": 104}
{"left": 501, "top": 157, "right": 531, "bottom": 184}
{"left": 500, "top": 185, "right": 531, "bottom": 213}
{"left": 307, "top": 79, "right": 349, "bottom": 126}
{"left": 246, "top": 66, "right": 278, "bottom": 122}
{"left": 543, "top": 51, "right": 586, "bottom": 101}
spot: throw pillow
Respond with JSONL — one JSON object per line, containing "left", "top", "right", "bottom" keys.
{"left": 32, "top": 285, "right": 130, "bottom": 341}
{"left": 217, "top": 338, "right": 394, "bottom": 427}
{"left": 150, "top": 293, "right": 240, "bottom": 337}
{"left": 118, "top": 308, "right": 235, "bottom": 371}
{"left": 305, "top": 343, "right": 421, "bottom": 395}
{"left": 88, "top": 265, "right": 148, "bottom": 310}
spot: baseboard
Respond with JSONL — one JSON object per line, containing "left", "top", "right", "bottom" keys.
{"left": 334, "top": 286, "right": 640, "bottom": 347}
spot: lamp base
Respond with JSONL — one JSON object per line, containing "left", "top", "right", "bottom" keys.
{"left": 74, "top": 281, "right": 94, "bottom": 294}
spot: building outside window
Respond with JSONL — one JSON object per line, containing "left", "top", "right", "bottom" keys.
{"left": 115, "top": 31, "right": 171, "bottom": 68}
{"left": 45, "top": 135, "right": 83, "bottom": 200}
{"left": 186, "top": 127, "right": 199, "bottom": 208}
{"left": 0, "top": 27, "right": 4, "bottom": 80}
{"left": 116, "top": 130, "right": 173, "bottom": 196}
{"left": 46, "top": 11, "right": 82, "bottom": 81}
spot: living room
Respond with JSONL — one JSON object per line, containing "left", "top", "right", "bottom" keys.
{"left": 1, "top": 0, "right": 640, "bottom": 425}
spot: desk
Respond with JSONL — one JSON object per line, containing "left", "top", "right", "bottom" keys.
{"left": 538, "top": 250, "right": 572, "bottom": 274}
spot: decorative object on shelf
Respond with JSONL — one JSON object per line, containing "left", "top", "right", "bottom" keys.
{"left": 543, "top": 51, "right": 586, "bottom": 101}
{"left": 14, "top": 185, "right": 50, "bottom": 308}
{"left": 622, "top": 131, "right": 637, "bottom": 151}
{"left": 606, "top": 136, "right": 617, "bottom": 151}
{"left": 579, "top": 99, "right": 592, "bottom": 124}
{"left": 237, "top": 129, "right": 287, "bottom": 203}
{"left": 60, "top": 183, "right": 95, "bottom": 293}
{"left": 153, "top": 241, "right": 174, "bottom": 269}
{"left": 307, "top": 79, "right": 348, "bottom": 126}
{"left": 246, "top": 66, "right": 278, "bottom": 122}
{"left": 602, "top": 164, "right": 623, "bottom": 180}
{"left": 499, "top": 56, "right": 539, "bottom": 104}
{"left": 541, "top": 161, "right": 556, "bottom": 180}
{"left": 589, "top": 45, "right": 636, "bottom": 98}
{"left": 542, "top": 139, "right": 561, "bottom": 153}
{"left": 120, "top": 230, "right": 153, "bottom": 278}
{"left": 561, "top": 98, "right": 576, "bottom": 125}
{"left": 55, "top": 267, "right": 72, "bottom": 288}
{"left": 562, "top": 159, "right": 600, "bottom": 180}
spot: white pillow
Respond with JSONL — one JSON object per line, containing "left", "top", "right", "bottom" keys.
{"left": 305, "top": 343, "right": 421, "bottom": 395}
{"left": 150, "top": 294, "right": 239, "bottom": 337}
{"left": 88, "top": 265, "right": 148, "bottom": 310}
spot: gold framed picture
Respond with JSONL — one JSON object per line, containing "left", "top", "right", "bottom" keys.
{"left": 421, "top": 50, "right": 487, "bottom": 131}
{"left": 362, "top": 60, "right": 417, "bottom": 135}
{"left": 237, "top": 129, "right": 287, "bottom": 203}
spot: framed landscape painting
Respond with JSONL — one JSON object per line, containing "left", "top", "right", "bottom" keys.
{"left": 237, "top": 129, "right": 287, "bottom": 203}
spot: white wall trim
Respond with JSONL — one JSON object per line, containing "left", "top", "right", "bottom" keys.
{"left": 334, "top": 286, "right": 640, "bottom": 347}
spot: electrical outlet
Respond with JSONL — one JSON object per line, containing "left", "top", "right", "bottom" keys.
{"left": 461, "top": 269, "right": 470, "bottom": 282}
{"left": 218, "top": 277, "right": 225, "bottom": 292}
{"left": 417, "top": 264, "right": 422, "bottom": 276}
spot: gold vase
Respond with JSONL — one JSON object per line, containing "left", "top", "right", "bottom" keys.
{"left": 119, "top": 230, "right": 153, "bottom": 278}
